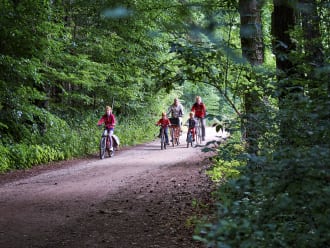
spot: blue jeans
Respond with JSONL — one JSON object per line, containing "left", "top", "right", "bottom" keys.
{"left": 159, "top": 127, "right": 169, "bottom": 143}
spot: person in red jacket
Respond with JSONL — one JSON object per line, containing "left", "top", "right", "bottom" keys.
{"left": 191, "top": 96, "right": 207, "bottom": 141}
{"left": 156, "top": 112, "right": 171, "bottom": 145}
{"left": 97, "top": 106, "right": 116, "bottom": 151}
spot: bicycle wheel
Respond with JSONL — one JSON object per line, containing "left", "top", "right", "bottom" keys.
{"left": 196, "top": 119, "right": 202, "bottom": 144}
{"left": 161, "top": 128, "right": 166, "bottom": 150}
{"left": 107, "top": 136, "right": 114, "bottom": 157}
{"left": 175, "top": 127, "right": 180, "bottom": 146}
{"left": 197, "top": 127, "right": 202, "bottom": 144}
{"left": 187, "top": 132, "right": 192, "bottom": 148}
{"left": 171, "top": 127, "right": 175, "bottom": 147}
{"left": 99, "top": 136, "right": 106, "bottom": 159}
{"left": 108, "top": 148, "right": 114, "bottom": 157}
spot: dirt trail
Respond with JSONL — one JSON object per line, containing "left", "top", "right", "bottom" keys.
{"left": 0, "top": 127, "right": 220, "bottom": 248}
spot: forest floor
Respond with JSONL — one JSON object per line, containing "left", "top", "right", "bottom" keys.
{"left": 0, "top": 127, "right": 222, "bottom": 248}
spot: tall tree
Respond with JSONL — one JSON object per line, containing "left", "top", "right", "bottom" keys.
{"left": 239, "top": 0, "right": 264, "bottom": 154}
{"left": 271, "top": 0, "right": 297, "bottom": 145}
{"left": 299, "top": 0, "right": 325, "bottom": 99}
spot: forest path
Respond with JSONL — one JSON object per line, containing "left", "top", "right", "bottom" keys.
{"left": 0, "top": 127, "right": 222, "bottom": 248}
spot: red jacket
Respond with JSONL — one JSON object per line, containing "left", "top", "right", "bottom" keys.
{"left": 156, "top": 118, "right": 171, "bottom": 127}
{"left": 191, "top": 102, "right": 206, "bottom": 118}
{"left": 98, "top": 114, "right": 116, "bottom": 129}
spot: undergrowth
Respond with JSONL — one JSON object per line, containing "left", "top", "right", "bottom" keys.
{"left": 194, "top": 102, "right": 330, "bottom": 247}
{"left": 0, "top": 113, "right": 158, "bottom": 173}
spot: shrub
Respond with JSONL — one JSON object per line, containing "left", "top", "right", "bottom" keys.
{"left": 0, "top": 144, "right": 12, "bottom": 173}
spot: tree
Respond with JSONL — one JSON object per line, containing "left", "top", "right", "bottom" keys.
{"left": 271, "top": 0, "right": 298, "bottom": 145}
{"left": 239, "top": 0, "right": 265, "bottom": 154}
{"left": 195, "top": 1, "right": 330, "bottom": 246}
{"left": 299, "top": 0, "right": 327, "bottom": 100}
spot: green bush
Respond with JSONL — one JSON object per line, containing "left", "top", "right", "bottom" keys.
{"left": 206, "top": 142, "right": 246, "bottom": 182}
{"left": 0, "top": 144, "right": 11, "bottom": 172}
{"left": 196, "top": 98, "right": 330, "bottom": 247}
{"left": 196, "top": 144, "right": 330, "bottom": 248}
{"left": 8, "top": 143, "right": 65, "bottom": 170}
{"left": 0, "top": 110, "right": 160, "bottom": 172}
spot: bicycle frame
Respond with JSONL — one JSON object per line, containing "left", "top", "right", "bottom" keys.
{"left": 196, "top": 118, "right": 203, "bottom": 144}
{"left": 160, "top": 126, "right": 167, "bottom": 150}
{"left": 170, "top": 125, "right": 180, "bottom": 146}
{"left": 99, "top": 129, "right": 114, "bottom": 159}
{"left": 186, "top": 129, "right": 194, "bottom": 148}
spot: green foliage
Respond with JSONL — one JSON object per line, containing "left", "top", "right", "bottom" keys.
{"left": 8, "top": 144, "right": 65, "bottom": 170}
{"left": 0, "top": 144, "right": 11, "bottom": 172}
{"left": 193, "top": 1, "right": 330, "bottom": 245}
{"left": 206, "top": 141, "right": 246, "bottom": 182}
{"left": 196, "top": 58, "right": 330, "bottom": 248}
{"left": 0, "top": 0, "right": 177, "bottom": 171}
{"left": 213, "top": 102, "right": 327, "bottom": 245}
{"left": 197, "top": 142, "right": 330, "bottom": 247}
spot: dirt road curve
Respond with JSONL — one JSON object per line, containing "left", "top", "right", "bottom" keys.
{"left": 0, "top": 127, "right": 220, "bottom": 248}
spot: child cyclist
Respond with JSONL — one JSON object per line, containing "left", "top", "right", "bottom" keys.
{"left": 97, "top": 106, "right": 116, "bottom": 151}
{"left": 156, "top": 112, "right": 171, "bottom": 145}
{"left": 185, "top": 111, "right": 197, "bottom": 142}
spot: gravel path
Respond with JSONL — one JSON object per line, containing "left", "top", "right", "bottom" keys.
{"left": 0, "top": 127, "right": 220, "bottom": 248}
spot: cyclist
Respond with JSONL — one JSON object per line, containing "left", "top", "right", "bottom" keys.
{"left": 97, "top": 106, "right": 116, "bottom": 151}
{"left": 185, "top": 111, "right": 197, "bottom": 142}
{"left": 156, "top": 112, "right": 171, "bottom": 145}
{"left": 191, "top": 96, "right": 207, "bottom": 141}
{"left": 167, "top": 98, "right": 184, "bottom": 133}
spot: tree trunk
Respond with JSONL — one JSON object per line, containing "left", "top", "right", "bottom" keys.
{"left": 239, "top": 0, "right": 264, "bottom": 155}
{"left": 271, "top": 0, "right": 297, "bottom": 145}
{"left": 299, "top": 0, "right": 325, "bottom": 99}
{"left": 271, "top": 0, "right": 296, "bottom": 80}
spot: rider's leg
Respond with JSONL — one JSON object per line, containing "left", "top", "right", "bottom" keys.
{"left": 158, "top": 127, "right": 162, "bottom": 138}
{"left": 167, "top": 126, "right": 175, "bottom": 142}
{"left": 108, "top": 128, "right": 114, "bottom": 150}
{"left": 179, "top": 117, "right": 183, "bottom": 134}
{"left": 165, "top": 127, "right": 169, "bottom": 144}
{"left": 103, "top": 129, "right": 109, "bottom": 147}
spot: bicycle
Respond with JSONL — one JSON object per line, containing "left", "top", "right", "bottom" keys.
{"left": 169, "top": 117, "right": 180, "bottom": 147}
{"left": 99, "top": 129, "right": 115, "bottom": 159}
{"left": 195, "top": 117, "right": 203, "bottom": 145}
{"left": 186, "top": 128, "right": 194, "bottom": 148}
{"left": 159, "top": 126, "right": 167, "bottom": 150}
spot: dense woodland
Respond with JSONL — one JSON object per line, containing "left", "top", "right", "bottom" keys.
{"left": 0, "top": 0, "right": 329, "bottom": 247}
